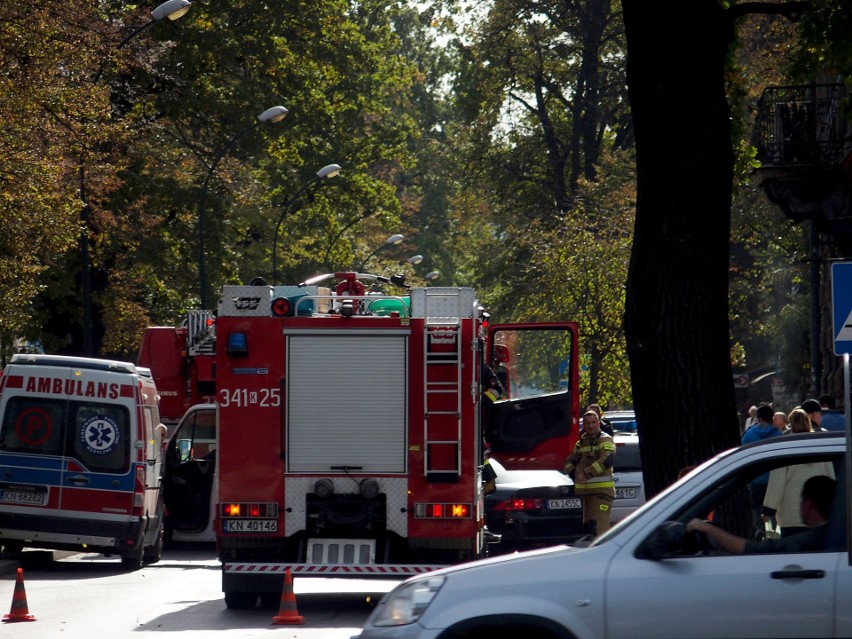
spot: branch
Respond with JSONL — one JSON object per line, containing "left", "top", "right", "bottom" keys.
{"left": 728, "top": 1, "right": 811, "bottom": 21}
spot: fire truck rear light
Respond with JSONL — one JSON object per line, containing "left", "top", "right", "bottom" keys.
{"left": 221, "top": 502, "right": 278, "bottom": 518}
{"left": 414, "top": 503, "right": 472, "bottom": 518}
{"left": 226, "top": 332, "right": 248, "bottom": 357}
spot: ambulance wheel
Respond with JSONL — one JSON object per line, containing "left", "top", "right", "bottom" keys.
{"left": 121, "top": 548, "right": 144, "bottom": 571}
{"left": 143, "top": 524, "right": 164, "bottom": 565}
{"left": 224, "top": 592, "right": 258, "bottom": 609}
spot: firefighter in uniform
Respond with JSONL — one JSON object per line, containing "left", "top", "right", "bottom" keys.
{"left": 564, "top": 409, "right": 616, "bottom": 537}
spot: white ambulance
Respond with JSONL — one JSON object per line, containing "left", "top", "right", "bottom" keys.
{"left": 0, "top": 354, "right": 166, "bottom": 569}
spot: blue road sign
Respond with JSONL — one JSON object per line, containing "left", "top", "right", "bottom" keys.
{"left": 831, "top": 262, "right": 852, "bottom": 355}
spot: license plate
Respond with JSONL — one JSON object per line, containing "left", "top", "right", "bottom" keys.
{"left": 547, "top": 498, "right": 581, "bottom": 510}
{"left": 0, "top": 489, "right": 47, "bottom": 506}
{"left": 616, "top": 487, "right": 638, "bottom": 500}
{"left": 224, "top": 519, "right": 278, "bottom": 533}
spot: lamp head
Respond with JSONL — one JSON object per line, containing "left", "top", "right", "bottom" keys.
{"left": 386, "top": 233, "right": 404, "bottom": 246}
{"left": 152, "top": 0, "right": 192, "bottom": 21}
{"left": 258, "top": 106, "right": 289, "bottom": 124}
{"left": 317, "top": 164, "right": 342, "bottom": 179}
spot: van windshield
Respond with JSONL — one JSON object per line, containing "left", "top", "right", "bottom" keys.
{"left": 0, "top": 397, "right": 130, "bottom": 474}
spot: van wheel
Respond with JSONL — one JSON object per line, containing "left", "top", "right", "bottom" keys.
{"left": 121, "top": 549, "right": 144, "bottom": 571}
{"left": 1, "top": 541, "right": 23, "bottom": 556}
{"left": 143, "top": 525, "right": 164, "bottom": 565}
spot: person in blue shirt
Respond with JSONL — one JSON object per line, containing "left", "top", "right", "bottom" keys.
{"left": 741, "top": 404, "right": 783, "bottom": 536}
{"left": 818, "top": 394, "right": 846, "bottom": 432}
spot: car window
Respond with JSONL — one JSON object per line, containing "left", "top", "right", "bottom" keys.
{"left": 614, "top": 442, "right": 642, "bottom": 471}
{"left": 644, "top": 450, "right": 845, "bottom": 557}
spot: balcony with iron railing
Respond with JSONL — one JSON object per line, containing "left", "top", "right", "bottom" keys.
{"left": 753, "top": 83, "right": 851, "bottom": 168}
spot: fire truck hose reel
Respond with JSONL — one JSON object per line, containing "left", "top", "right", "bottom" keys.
{"left": 359, "top": 478, "right": 380, "bottom": 500}
{"left": 314, "top": 479, "right": 334, "bottom": 499}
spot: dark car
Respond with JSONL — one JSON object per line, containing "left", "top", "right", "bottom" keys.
{"left": 484, "top": 458, "right": 584, "bottom": 554}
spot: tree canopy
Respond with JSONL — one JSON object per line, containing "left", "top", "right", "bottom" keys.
{"left": 1, "top": 0, "right": 848, "bottom": 498}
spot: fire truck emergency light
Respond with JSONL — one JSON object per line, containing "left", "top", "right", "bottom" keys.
{"left": 226, "top": 332, "right": 248, "bottom": 357}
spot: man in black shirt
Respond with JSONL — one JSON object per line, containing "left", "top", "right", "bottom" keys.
{"left": 686, "top": 475, "right": 836, "bottom": 554}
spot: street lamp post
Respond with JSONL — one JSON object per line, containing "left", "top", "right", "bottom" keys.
{"left": 197, "top": 105, "right": 288, "bottom": 309}
{"left": 357, "top": 233, "right": 404, "bottom": 271}
{"left": 271, "top": 163, "right": 341, "bottom": 283}
{"left": 80, "top": 0, "right": 192, "bottom": 356}
{"left": 321, "top": 209, "right": 375, "bottom": 269}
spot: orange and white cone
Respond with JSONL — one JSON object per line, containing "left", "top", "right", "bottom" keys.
{"left": 271, "top": 568, "right": 304, "bottom": 625}
{"left": 3, "top": 567, "right": 36, "bottom": 622}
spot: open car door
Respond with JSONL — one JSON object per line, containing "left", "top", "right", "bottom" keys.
{"left": 163, "top": 404, "right": 216, "bottom": 539}
{"left": 484, "top": 322, "right": 579, "bottom": 471}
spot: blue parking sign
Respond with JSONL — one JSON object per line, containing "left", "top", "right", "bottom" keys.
{"left": 831, "top": 262, "right": 852, "bottom": 355}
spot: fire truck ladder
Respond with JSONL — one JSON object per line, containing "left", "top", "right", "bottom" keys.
{"left": 423, "top": 313, "right": 463, "bottom": 482}
{"left": 185, "top": 310, "right": 216, "bottom": 357}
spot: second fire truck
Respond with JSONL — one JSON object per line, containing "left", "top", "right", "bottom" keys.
{"left": 139, "top": 272, "right": 579, "bottom": 608}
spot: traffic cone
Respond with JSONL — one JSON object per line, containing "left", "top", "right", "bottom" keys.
{"left": 271, "top": 568, "right": 304, "bottom": 625}
{"left": 3, "top": 568, "right": 36, "bottom": 622}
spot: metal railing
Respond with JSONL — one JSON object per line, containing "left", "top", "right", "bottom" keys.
{"left": 753, "top": 83, "right": 851, "bottom": 167}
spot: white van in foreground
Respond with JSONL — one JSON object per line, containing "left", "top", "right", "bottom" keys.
{"left": 0, "top": 354, "right": 166, "bottom": 569}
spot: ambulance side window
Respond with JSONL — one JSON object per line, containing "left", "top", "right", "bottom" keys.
{"left": 0, "top": 397, "right": 65, "bottom": 455}
{"left": 70, "top": 402, "right": 130, "bottom": 474}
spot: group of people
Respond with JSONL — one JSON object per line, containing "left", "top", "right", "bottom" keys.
{"left": 743, "top": 395, "right": 846, "bottom": 433}
{"left": 740, "top": 399, "right": 838, "bottom": 546}
{"left": 563, "top": 399, "right": 840, "bottom": 552}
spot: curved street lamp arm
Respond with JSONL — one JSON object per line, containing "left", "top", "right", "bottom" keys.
{"left": 272, "top": 164, "right": 341, "bottom": 283}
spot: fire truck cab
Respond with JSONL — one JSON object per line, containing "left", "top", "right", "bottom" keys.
{"left": 205, "top": 273, "right": 579, "bottom": 608}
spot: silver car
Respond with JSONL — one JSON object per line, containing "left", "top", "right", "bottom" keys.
{"left": 356, "top": 433, "right": 850, "bottom": 639}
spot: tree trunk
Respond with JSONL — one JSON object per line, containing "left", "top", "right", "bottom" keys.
{"left": 622, "top": 2, "right": 742, "bottom": 497}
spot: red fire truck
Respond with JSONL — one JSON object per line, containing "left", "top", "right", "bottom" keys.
{"left": 137, "top": 310, "right": 216, "bottom": 425}
{"left": 138, "top": 273, "right": 578, "bottom": 607}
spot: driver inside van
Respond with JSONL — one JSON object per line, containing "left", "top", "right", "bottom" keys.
{"left": 686, "top": 475, "right": 835, "bottom": 554}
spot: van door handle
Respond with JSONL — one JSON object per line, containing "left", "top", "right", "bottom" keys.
{"left": 66, "top": 475, "right": 90, "bottom": 485}
{"left": 771, "top": 569, "right": 824, "bottom": 580}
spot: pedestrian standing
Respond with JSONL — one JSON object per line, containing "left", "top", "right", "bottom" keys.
{"left": 743, "top": 405, "right": 758, "bottom": 432}
{"left": 801, "top": 399, "right": 826, "bottom": 432}
{"left": 741, "top": 404, "right": 783, "bottom": 537}
{"left": 773, "top": 411, "right": 789, "bottom": 433}
{"left": 818, "top": 394, "right": 845, "bottom": 432}
{"left": 564, "top": 410, "right": 615, "bottom": 538}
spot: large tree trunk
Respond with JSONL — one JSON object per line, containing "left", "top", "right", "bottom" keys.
{"left": 622, "top": 2, "right": 742, "bottom": 497}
